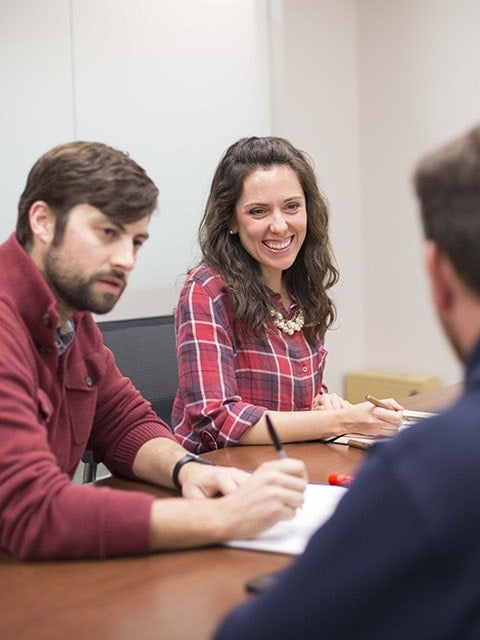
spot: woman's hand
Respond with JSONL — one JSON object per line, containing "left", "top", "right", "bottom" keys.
{"left": 341, "top": 398, "right": 403, "bottom": 437}
{"left": 312, "top": 392, "right": 351, "bottom": 411}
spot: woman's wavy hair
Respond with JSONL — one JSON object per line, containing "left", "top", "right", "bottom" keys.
{"left": 199, "top": 136, "right": 339, "bottom": 344}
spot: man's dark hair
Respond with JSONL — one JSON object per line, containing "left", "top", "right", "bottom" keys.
{"left": 17, "top": 141, "right": 159, "bottom": 248}
{"left": 414, "top": 124, "right": 480, "bottom": 294}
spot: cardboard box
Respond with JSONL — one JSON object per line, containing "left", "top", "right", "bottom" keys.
{"left": 344, "top": 370, "right": 440, "bottom": 404}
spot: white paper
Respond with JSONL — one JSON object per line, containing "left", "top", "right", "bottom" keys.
{"left": 225, "top": 483, "right": 347, "bottom": 555}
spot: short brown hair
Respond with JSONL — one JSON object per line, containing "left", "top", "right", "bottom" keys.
{"left": 17, "top": 141, "right": 159, "bottom": 248}
{"left": 414, "top": 124, "right": 480, "bottom": 294}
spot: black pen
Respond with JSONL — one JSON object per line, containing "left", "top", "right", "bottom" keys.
{"left": 265, "top": 414, "right": 286, "bottom": 459}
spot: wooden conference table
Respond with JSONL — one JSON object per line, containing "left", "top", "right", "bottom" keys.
{"left": 1, "top": 384, "right": 461, "bottom": 640}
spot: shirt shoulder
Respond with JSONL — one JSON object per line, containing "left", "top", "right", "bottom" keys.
{"left": 186, "top": 264, "right": 225, "bottom": 297}
{"left": 180, "top": 264, "right": 233, "bottom": 318}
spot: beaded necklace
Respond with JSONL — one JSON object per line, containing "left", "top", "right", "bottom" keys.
{"left": 270, "top": 307, "right": 305, "bottom": 335}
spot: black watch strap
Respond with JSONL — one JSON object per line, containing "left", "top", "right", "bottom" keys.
{"left": 172, "top": 453, "right": 216, "bottom": 490}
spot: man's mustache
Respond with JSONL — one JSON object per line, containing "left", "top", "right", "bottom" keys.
{"left": 91, "top": 270, "right": 127, "bottom": 287}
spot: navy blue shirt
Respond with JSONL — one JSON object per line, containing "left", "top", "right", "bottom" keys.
{"left": 214, "top": 341, "right": 480, "bottom": 640}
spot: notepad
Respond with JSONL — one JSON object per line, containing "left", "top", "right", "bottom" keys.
{"left": 225, "top": 483, "right": 347, "bottom": 555}
{"left": 402, "top": 409, "right": 436, "bottom": 422}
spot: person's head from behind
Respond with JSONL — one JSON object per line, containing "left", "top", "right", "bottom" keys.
{"left": 414, "top": 123, "right": 480, "bottom": 360}
{"left": 17, "top": 141, "right": 158, "bottom": 317}
{"left": 199, "top": 136, "right": 338, "bottom": 342}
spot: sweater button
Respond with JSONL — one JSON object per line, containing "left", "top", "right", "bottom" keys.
{"left": 84, "top": 374, "right": 93, "bottom": 387}
{"left": 42, "top": 314, "right": 51, "bottom": 326}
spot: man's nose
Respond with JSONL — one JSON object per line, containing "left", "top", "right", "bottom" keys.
{"left": 111, "top": 239, "right": 136, "bottom": 272}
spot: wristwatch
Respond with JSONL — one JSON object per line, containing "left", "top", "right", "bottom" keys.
{"left": 172, "top": 453, "right": 216, "bottom": 490}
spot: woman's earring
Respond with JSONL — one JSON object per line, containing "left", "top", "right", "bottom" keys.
{"left": 229, "top": 230, "right": 235, "bottom": 235}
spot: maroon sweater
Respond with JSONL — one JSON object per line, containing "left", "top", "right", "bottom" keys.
{"left": 0, "top": 234, "right": 177, "bottom": 560}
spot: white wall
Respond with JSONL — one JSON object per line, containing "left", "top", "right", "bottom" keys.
{"left": 271, "top": 0, "right": 477, "bottom": 391}
{"left": 358, "top": 0, "right": 480, "bottom": 387}
{"left": 0, "top": 0, "right": 271, "bottom": 317}
{"left": 0, "top": 0, "right": 73, "bottom": 233}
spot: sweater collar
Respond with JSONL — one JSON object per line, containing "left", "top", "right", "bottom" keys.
{"left": 1, "top": 234, "right": 61, "bottom": 350}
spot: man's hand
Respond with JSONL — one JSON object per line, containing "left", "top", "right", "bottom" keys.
{"left": 217, "top": 458, "right": 308, "bottom": 540}
{"left": 179, "top": 463, "right": 251, "bottom": 498}
{"left": 149, "top": 458, "right": 308, "bottom": 550}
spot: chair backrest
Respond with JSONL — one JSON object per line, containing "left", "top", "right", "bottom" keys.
{"left": 97, "top": 315, "right": 178, "bottom": 425}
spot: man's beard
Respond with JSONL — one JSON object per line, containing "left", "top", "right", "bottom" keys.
{"left": 44, "top": 247, "right": 126, "bottom": 315}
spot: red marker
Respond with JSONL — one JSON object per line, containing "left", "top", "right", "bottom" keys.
{"left": 328, "top": 472, "right": 355, "bottom": 488}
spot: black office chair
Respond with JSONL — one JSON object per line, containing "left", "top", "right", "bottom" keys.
{"left": 99, "top": 314, "right": 178, "bottom": 423}
{"left": 81, "top": 314, "right": 178, "bottom": 483}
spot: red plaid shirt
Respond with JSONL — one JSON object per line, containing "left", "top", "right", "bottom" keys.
{"left": 172, "top": 264, "right": 328, "bottom": 453}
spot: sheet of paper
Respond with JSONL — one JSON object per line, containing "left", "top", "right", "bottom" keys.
{"left": 330, "top": 429, "right": 411, "bottom": 447}
{"left": 225, "top": 483, "right": 347, "bottom": 555}
{"left": 402, "top": 409, "right": 435, "bottom": 421}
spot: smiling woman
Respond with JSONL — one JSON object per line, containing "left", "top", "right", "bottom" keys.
{"left": 231, "top": 165, "right": 307, "bottom": 296}
{"left": 171, "top": 136, "right": 403, "bottom": 454}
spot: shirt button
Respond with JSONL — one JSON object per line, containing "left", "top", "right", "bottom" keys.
{"left": 302, "top": 366, "right": 308, "bottom": 373}
{"left": 84, "top": 374, "right": 93, "bottom": 387}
